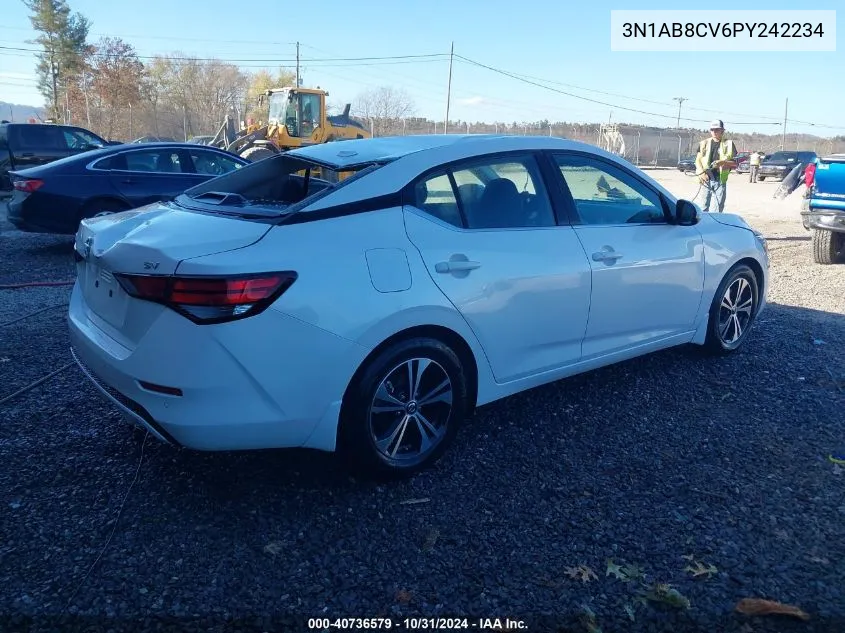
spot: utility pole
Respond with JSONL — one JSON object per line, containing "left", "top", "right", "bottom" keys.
{"left": 781, "top": 97, "right": 788, "bottom": 151}
{"left": 672, "top": 97, "right": 687, "bottom": 129}
{"left": 444, "top": 41, "right": 454, "bottom": 134}
{"left": 295, "top": 42, "right": 300, "bottom": 88}
{"left": 82, "top": 73, "right": 91, "bottom": 127}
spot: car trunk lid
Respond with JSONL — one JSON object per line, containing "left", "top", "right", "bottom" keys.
{"left": 74, "top": 202, "right": 272, "bottom": 345}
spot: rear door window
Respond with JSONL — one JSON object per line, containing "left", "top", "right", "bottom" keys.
{"left": 12, "top": 125, "right": 67, "bottom": 151}
{"left": 188, "top": 149, "right": 243, "bottom": 176}
{"left": 122, "top": 149, "right": 187, "bottom": 173}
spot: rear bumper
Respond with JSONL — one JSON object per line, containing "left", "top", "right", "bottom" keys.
{"left": 67, "top": 281, "right": 369, "bottom": 452}
{"left": 801, "top": 207, "right": 845, "bottom": 233}
{"left": 71, "top": 346, "right": 177, "bottom": 445}
{"left": 7, "top": 197, "right": 80, "bottom": 234}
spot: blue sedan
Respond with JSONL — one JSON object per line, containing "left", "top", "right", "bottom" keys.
{"left": 7, "top": 142, "right": 248, "bottom": 234}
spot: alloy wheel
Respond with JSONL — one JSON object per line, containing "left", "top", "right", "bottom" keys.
{"left": 718, "top": 277, "right": 754, "bottom": 345}
{"left": 368, "top": 358, "right": 453, "bottom": 467}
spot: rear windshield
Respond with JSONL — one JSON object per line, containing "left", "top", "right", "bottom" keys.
{"left": 178, "top": 154, "right": 382, "bottom": 218}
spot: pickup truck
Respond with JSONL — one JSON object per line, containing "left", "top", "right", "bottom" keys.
{"left": 0, "top": 122, "right": 120, "bottom": 193}
{"left": 759, "top": 150, "right": 818, "bottom": 181}
{"left": 801, "top": 154, "right": 845, "bottom": 264}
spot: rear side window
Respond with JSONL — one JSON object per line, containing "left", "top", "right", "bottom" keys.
{"left": 188, "top": 150, "right": 242, "bottom": 176}
{"left": 123, "top": 150, "right": 185, "bottom": 173}
{"left": 11, "top": 125, "right": 66, "bottom": 151}
{"left": 412, "top": 154, "right": 556, "bottom": 230}
{"left": 412, "top": 173, "right": 463, "bottom": 228}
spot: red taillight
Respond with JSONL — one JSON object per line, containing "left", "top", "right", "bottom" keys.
{"left": 13, "top": 179, "right": 43, "bottom": 193}
{"left": 805, "top": 163, "right": 816, "bottom": 188}
{"left": 115, "top": 272, "right": 297, "bottom": 324}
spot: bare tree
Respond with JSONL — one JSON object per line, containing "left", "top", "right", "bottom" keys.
{"left": 353, "top": 86, "right": 415, "bottom": 137}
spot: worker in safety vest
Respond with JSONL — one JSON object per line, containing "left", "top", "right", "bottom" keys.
{"left": 695, "top": 119, "right": 738, "bottom": 213}
{"left": 749, "top": 150, "right": 763, "bottom": 183}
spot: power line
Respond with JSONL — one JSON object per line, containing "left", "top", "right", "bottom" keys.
{"left": 0, "top": 25, "right": 299, "bottom": 46}
{"left": 455, "top": 55, "right": 738, "bottom": 125}
{"left": 455, "top": 54, "right": 845, "bottom": 131}
{"left": 0, "top": 44, "right": 449, "bottom": 64}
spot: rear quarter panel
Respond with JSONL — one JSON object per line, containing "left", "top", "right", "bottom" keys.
{"left": 174, "top": 207, "right": 498, "bottom": 399}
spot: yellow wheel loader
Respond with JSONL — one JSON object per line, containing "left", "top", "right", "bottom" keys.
{"left": 209, "top": 87, "right": 370, "bottom": 180}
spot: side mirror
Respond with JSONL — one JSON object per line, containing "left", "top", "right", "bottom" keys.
{"left": 674, "top": 199, "right": 699, "bottom": 225}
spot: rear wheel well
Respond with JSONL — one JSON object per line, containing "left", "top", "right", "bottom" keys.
{"left": 79, "top": 196, "right": 129, "bottom": 220}
{"left": 342, "top": 325, "right": 479, "bottom": 416}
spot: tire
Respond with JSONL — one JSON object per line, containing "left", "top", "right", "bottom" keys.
{"left": 240, "top": 146, "right": 277, "bottom": 162}
{"left": 812, "top": 229, "right": 845, "bottom": 265}
{"left": 758, "top": 176, "right": 765, "bottom": 181}
{"left": 701, "top": 264, "right": 760, "bottom": 355}
{"left": 338, "top": 337, "right": 469, "bottom": 479}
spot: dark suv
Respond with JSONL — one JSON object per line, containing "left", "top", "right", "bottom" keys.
{"left": 758, "top": 150, "right": 818, "bottom": 181}
{"left": 0, "top": 122, "right": 119, "bottom": 192}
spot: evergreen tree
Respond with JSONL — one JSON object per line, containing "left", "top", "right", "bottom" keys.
{"left": 23, "top": 0, "right": 91, "bottom": 121}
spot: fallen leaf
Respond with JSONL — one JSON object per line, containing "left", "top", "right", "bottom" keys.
{"left": 620, "top": 563, "right": 645, "bottom": 582}
{"left": 395, "top": 589, "right": 412, "bottom": 604}
{"left": 606, "top": 559, "right": 644, "bottom": 582}
{"left": 263, "top": 541, "right": 284, "bottom": 556}
{"left": 577, "top": 605, "right": 602, "bottom": 633}
{"left": 565, "top": 565, "right": 598, "bottom": 583}
{"left": 606, "top": 559, "right": 627, "bottom": 580}
{"left": 681, "top": 554, "right": 695, "bottom": 561}
{"left": 400, "top": 498, "right": 430, "bottom": 505}
{"left": 684, "top": 560, "right": 718, "bottom": 578}
{"left": 640, "top": 583, "right": 690, "bottom": 609}
{"left": 421, "top": 528, "right": 439, "bottom": 552}
{"left": 623, "top": 604, "right": 636, "bottom": 622}
{"left": 0, "top": 358, "right": 10, "bottom": 363}
{"left": 735, "top": 598, "right": 810, "bottom": 621}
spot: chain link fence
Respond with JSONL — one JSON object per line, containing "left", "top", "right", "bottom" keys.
{"left": 362, "top": 118, "right": 845, "bottom": 166}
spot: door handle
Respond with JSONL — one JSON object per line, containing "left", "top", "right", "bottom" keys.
{"left": 21, "top": 153, "right": 34, "bottom": 157}
{"left": 435, "top": 260, "right": 481, "bottom": 273}
{"left": 592, "top": 250, "right": 624, "bottom": 262}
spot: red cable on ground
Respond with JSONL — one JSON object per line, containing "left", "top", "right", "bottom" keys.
{"left": 0, "top": 280, "right": 76, "bottom": 290}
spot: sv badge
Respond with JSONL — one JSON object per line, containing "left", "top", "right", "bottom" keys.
{"left": 143, "top": 262, "right": 160, "bottom": 270}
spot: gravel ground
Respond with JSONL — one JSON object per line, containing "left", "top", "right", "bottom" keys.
{"left": 1, "top": 184, "right": 844, "bottom": 633}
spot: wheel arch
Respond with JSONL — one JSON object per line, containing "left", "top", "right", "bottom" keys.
{"left": 735, "top": 256, "right": 766, "bottom": 312}
{"left": 341, "top": 324, "right": 480, "bottom": 419}
{"left": 78, "top": 195, "right": 131, "bottom": 221}
{"left": 691, "top": 254, "right": 767, "bottom": 345}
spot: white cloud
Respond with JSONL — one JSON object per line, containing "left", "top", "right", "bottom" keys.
{"left": 457, "top": 96, "right": 485, "bottom": 106}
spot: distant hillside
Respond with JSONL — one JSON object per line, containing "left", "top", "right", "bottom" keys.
{"left": 0, "top": 101, "right": 47, "bottom": 123}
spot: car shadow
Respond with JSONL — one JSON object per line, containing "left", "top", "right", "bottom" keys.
{"left": 124, "top": 301, "right": 844, "bottom": 496}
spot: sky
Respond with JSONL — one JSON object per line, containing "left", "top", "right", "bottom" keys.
{"left": 0, "top": 0, "right": 842, "bottom": 136}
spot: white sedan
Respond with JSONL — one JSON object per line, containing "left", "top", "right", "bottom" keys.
{"left": 69, "top": 135, "right": 769, "bottom": 477}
